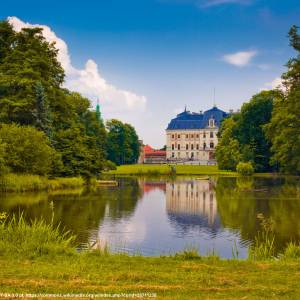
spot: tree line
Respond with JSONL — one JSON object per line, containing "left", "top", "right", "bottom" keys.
{"left": 216, "top": 26, "right": 300, "bottom": 175}
{"left": 0, "top": 20, "right": 140, "bottom": 178}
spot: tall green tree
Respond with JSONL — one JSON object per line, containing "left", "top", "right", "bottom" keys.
{"left": 34, "top": 81, "right": 52, "bottom": 140}
{"left": 215, "top": 118, "right": 241, "bottom": 171}
{"left": 265, "top": 26, "right": 300, "bottom": 175}
{"left": 237, "top": 90, "right": 279, "bottom": 172}
{"left": 216, "top": 90, "right": 278, "bottom": 172}
{"left": 106, "top": 119, "right": 140, "bottom": 165}
{"left": 0, "top": 22, "right": 64, "bottom": 125}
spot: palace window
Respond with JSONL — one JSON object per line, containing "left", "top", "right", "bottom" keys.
{"left": 172, "top": 144, "right": 175, "bottom": 150}
{"left": 209, "top": 118, "right": 215, "bottom": 127}
{"left": 172, "top": 152, "right": 175, "bottom": 158}
{"left": 203, "top": 142, "right": 206, "bottom": 149}
{"left": 196, "top": 144, "right": 199, "bottom": 150}
{"left": 178, "top": 144, "right": 180, "bottom": 150}
{"left": 191, "top": 134, "right": 194, "bottom": 138}
{"left": 172, "top": 134, "right": 175, "bottom": 139}
{"left": 186, "top": 144, "right": 189, "bottom": 150}
{"left": 196, "top": 134, "right": 199, "bottom": 138}
{"left": 178, "top": 134, "right": 180, "bottom": 139}
{"left": 186, "top": 134, "right": 189, "bottom": 139}
{"left": 203, "top": 132, "right": 206, "bottom": 138}
{"left": 210, "top": 142, "right": 214, "bottom": 149}
{"left": 191, "top": 144, "right": 194, "bottom": 150}
{"left": 210, "top": 131, "right": 214, "bottom": 138}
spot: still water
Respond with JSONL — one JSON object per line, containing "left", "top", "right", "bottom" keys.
{"left": 0, "top": 176, "right": 299, "bottom": 258}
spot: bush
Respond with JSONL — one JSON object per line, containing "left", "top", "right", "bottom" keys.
{"left": 236, "top": 161, "right": 254, "bottom": 176}
{"left": 0, "top": 124, "right": 58, "bottom": 175}
{"left": 103, "top": 160, "right": 117, "bottom": 171}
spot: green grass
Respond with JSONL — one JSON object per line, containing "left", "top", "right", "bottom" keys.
{"left": 0, "top": 173, "right": 85, "bottom": 192}
{"left": 1, "top": 216, "right": 300, "bottom": 298}
{"left": 106, "top": 164, "right": 235, "bottom": 176}
{"left": 0, "top": 215, "right": 75, "bottom": 258}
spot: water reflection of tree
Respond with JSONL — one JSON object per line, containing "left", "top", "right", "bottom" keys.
{"left": 0, "top": 177, "right": 142, "bottom": 246}
{"left": 216, "top": 176, "right": 300, "bottom": 252}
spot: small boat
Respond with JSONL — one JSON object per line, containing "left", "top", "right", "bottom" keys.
{"left": 97, "top": 180, "right": 118, "bottom": 186}
{"left": 196, "top": 176, "right": 210, "bottom": 180}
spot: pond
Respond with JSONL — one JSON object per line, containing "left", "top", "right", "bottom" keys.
{"left": 0, "top": 176, "right": 299, "bottom": 258}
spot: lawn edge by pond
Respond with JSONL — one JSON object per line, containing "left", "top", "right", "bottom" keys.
{"left": 1, "top": 217, "right": 300, "bottom": 299}
{"left": 106, "top": 164, "right": 233, "bottom": 175}
{"left": 0, "top": 173, "right": 85, "bottom": 192}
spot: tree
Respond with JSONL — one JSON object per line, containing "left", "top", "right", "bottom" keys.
{"left": 124, "top": 123, "right": 140, "bottom": 164}
{"left": 0, "top": 124, "right": 57, "bottom": 175}
{"left": 265, "top": 26, "right": 300, "bottom": 174}
{"left": 34, "top": 81, "right": 52, "bottom": 140}
{"left": 106, "top": 120, "right": 140, "bottom": 165}
{"left": 216, "top": 90, "right": 279, "bottom": 172}
{"left": 106, "top": 120, "right": 126, "bottom": 165}
{"left": 215, "top": 118, "right": 241, "bottom": 171}
{"left": 0, "top": 139, "right": 8, "bottom": 175}
{"left": 237, "top": 90, "right": 278, "bottom": 172}
{"left": 0, "top": 22, "right": 64, "bottom": 125}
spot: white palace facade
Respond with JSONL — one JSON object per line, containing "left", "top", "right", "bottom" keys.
{"left": 166, "top": 106, "right": 227, "bottom": 164}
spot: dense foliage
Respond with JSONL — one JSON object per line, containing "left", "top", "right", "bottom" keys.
{"left": 0, "top": 124, "right": 57, "bottom": 175}
{"left": 216, "top": 90, "right": 278, "bottom": 172}
{"left": 264, "top": 26, "right": 300, "bottom": 175}
{"left": 0, "top": 20, "right": 140, "bottom": 177}
{"left": 107, "top": 119, "right": 140, "bottom": 165}
{"left": 236, "top": 162, "right": 254, "bottom": 176}
{"left": 217, "top": 26, "right": 300, "bottom": 174}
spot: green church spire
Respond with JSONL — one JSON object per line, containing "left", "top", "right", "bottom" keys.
{"left": 96, "top": 98, "right": 101, "bottom": 121}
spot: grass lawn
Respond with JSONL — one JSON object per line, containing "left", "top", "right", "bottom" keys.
{"left": 106, "top": 164, "right": 235, "bottom": 176}
{"left": 1, "top": 216, "right": 300, "bottom": 299}
{"left": 1, "top": 254, "right": 300, "bottom": 299}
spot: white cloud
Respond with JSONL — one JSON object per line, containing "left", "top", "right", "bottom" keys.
{"left": 201, "top": 0, "right": 252, "bottom": 7}
{"left": 263, "top": 77, "right": 285, "bottom": 91}
{"left": 222, "top": 50, "right": 257, "bottom": 67}
{"left": 7, "top": 16, "right": 147, "bottom": 116}
{"left": 162, "top": 0, "right": 253, "bottom": 8}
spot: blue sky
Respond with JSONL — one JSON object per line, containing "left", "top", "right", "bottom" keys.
{"left": 1, "top": 0, "right": 299, "bottom": 147}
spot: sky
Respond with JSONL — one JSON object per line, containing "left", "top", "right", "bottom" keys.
{"left": 1, "top": 0, "right": 299, "bottom": 147}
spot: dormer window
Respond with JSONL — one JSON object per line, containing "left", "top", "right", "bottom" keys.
{"left": 209, "top": 118, "right": 215, "bottom": 128}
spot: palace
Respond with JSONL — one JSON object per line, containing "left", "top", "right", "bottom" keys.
{"left": 166, "top": 106, "right": 227, "bottom": 164}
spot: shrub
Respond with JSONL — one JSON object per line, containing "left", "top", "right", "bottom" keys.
{"left": 236, "top": 161, "right": 254, "bottom": 176}
{"left": 103, "top": 160, "right": 117, "bottom": 171}
{"left": 0, "top": 124, "right": 58, "bottom": 175}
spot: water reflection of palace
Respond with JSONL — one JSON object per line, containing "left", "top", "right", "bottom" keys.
{"left": 166, "top": 180, "right": 220, "bottom": 231}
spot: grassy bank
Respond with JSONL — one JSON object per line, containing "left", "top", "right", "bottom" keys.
{"left": 107, "top": 164, "right": 235, "bottom": 176}
{"left": 1, "top": 216, "right": 300, "bottom": 299}
{"left": 0, "top": 173, "right": 85, "bottom": 192}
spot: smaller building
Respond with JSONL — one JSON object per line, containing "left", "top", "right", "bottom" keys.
{"left": 138, "top": 145, "right": 166, "bottom": 164}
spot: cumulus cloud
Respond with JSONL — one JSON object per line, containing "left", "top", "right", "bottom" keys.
{"left": 222, "top": 50, "right": 257, "bottom": 67}
{"left": 7, "top": 16, "right": 147, "bottom": 115}
{"left": 263, "top": 77, "right": 285, "bottom": 91}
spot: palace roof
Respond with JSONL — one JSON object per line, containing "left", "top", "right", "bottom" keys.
{"left": 166, "top": 106, "right": 227, "bottom": 130}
